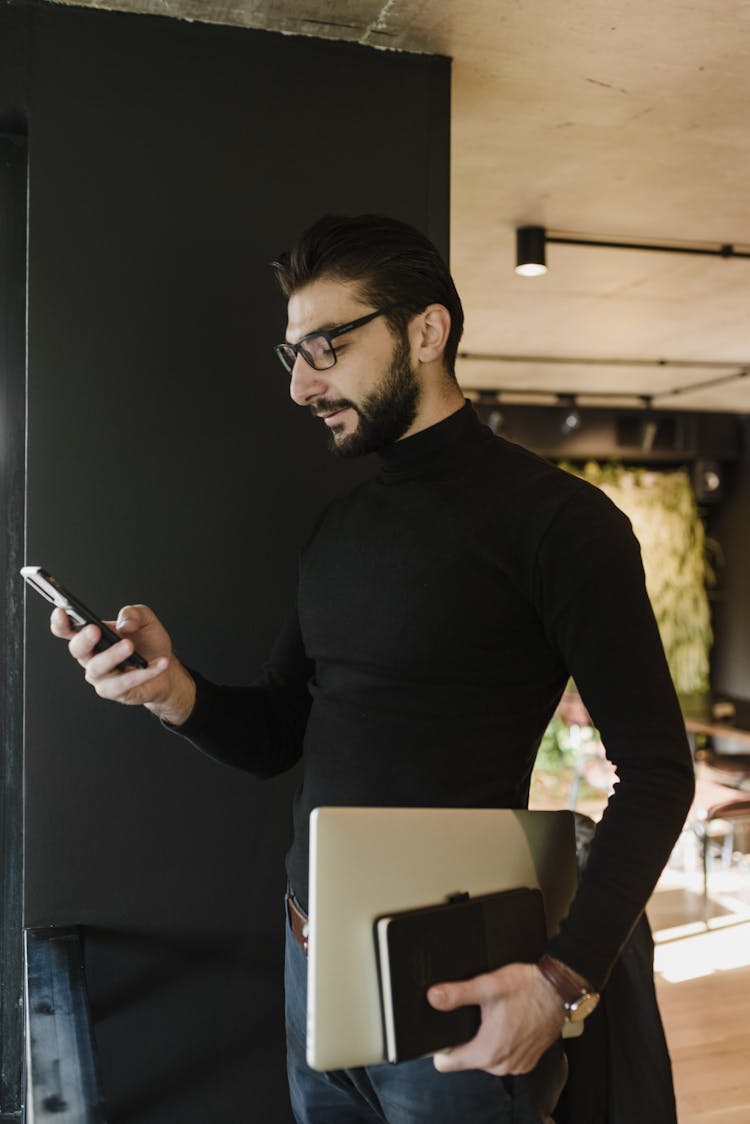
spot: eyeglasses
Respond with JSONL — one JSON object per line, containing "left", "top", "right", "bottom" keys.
{"left": 274, "top": 307, "right": 395, "bottom": 375}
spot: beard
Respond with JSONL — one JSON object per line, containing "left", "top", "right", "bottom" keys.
{"left": 313, "top": 333, "right": 421, "bottom": 459}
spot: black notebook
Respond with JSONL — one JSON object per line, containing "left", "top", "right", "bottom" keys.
{"left": 374, "top": 886, "right": 547, "bottom": 1064}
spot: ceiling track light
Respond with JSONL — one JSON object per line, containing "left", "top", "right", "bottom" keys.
{"left": 515, "top": 225, "right": 750, "bottom": 277}
{"left": 559, "top": 395, "right": 582, "bottom": 435}
{"left": 470, "top": 387, "right": 665, "bottom": 415}
{"left": 637, "top": 395, "right": 659, "bottom": 452}
{"left": 515, "top": 226, "right": 547, "bottom": 276}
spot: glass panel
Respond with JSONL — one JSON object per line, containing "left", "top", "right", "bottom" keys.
{"left": 276, "top": 343, "right": 296, "bottom": 373}
{"left": 302, "top": 333, "right": 336, "bottom": 370}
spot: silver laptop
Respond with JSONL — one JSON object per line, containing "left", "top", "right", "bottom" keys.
{"left": 306, "top": 806, "right": 580, "bottom": 1071}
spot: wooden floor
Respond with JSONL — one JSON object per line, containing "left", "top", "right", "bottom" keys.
{"left": 649, "top": 869, "right": 750, "bottom": 1123}
{"left": 528, "top": 772, "right": 750, "bottom": 1120}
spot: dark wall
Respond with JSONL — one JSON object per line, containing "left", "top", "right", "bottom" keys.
{"left": 0, "top": 132, "right": 27, "bottom": 1120}
{"left": 2, "top": 3, "right": 450, "bottom": 1120}
{"left": 709, "top": 418, "right": 750, "bottom": 708}
{"left": 474, "top": 401, "right": 741, "bottom": 465}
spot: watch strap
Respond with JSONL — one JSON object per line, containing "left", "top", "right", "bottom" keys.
{"left": 537, "top": 954, "right": 600, "bottom": 1021}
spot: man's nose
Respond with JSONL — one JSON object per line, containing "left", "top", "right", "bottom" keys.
{"left": 289, "top": 354, "right": 328, "bottom": 406}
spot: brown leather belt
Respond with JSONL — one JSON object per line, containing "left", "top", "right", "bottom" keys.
{"left": 287, "top": 890, "right": 309, "bottom": 956}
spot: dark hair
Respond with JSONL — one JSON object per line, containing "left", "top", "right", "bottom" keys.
{"left": 271, "top": 214, "right": 464, "bottom": 377}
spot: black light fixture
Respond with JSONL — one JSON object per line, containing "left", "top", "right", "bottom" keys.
{"left": 693, "top": 459, "right": 724, "bottom": 504}
{"left": 515, "top": 226, "right": 547, "bottom": 276}
{"left": 559, "top": 396, "right": 581, "bottom": 435}
{"left": 515, "top": 225, "right": 750, "bottom": 277}
{"left": 638, "top": 396, "right": 659, "bottom": 453}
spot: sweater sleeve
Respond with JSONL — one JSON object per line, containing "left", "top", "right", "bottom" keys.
{"left": 534, "top": 482, "right": 695, "bottom": 989}
{"left": 166, "top": 602, "right": 313, "bottom": 779}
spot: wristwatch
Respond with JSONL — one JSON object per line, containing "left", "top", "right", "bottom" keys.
{"left": 536, "top": 954, "right": 600, "bottom": 1023}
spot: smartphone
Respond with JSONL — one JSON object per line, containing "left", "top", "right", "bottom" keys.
{"left": 20, "top": 565, "right": 148, "bottom": 670}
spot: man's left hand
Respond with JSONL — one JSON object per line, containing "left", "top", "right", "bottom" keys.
{"left": 427, "top": 961, "right": 565, "bottom": 1076}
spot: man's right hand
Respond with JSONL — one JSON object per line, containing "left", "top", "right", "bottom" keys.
{"left": 50, "top": 603, "right": 196, "bottom": 726}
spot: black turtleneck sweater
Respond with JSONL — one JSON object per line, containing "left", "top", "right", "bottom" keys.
{"left": 176, "top": 402, "right": 694, "bottom": 989}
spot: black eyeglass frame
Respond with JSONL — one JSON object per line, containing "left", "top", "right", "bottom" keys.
{"left": 274, "top": 306, "right": 396, "bottom": 374}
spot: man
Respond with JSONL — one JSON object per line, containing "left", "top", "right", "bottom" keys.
{"left": 53, "top": 214, "right": 695, "bottom": 1123}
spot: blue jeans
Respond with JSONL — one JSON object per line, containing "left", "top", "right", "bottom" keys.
{"left": 284, "top": 912, "right": 566, "bottom": 1124}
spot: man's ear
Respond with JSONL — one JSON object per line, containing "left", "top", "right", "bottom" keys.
{"left": 414, "top": 304, "right": 451, "bottom": 365}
